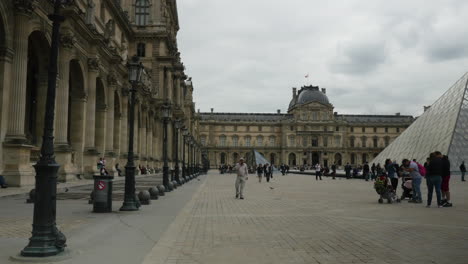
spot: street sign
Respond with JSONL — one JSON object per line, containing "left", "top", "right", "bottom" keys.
{"left": 97, "top": 181, "right": 106, "bottom": 190}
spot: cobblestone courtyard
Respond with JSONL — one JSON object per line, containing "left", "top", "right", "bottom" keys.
{"left": 143, "top": 172, "right": 468, "bottom": 264}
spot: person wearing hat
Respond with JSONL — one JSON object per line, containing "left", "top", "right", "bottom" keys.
{"left": 235, "top": 157, "right": 249, "bottom": 199}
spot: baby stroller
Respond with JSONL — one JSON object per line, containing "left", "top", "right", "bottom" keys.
{"left": 374, "top": 175, "right": 400, "bottom": 204}
{"left": 400, "top": 176, "right": 413, "bottom": 200}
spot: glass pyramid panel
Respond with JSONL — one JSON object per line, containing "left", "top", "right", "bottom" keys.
{"left": 372, "top": 73, "right": 468, "bottom": 171}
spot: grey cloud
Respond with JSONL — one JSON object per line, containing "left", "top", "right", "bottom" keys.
{"left": 177, "top": 0, "right": 468, "bottom": 117}
{"left": 329, "top": 40, "right": 387, "bottom": 75}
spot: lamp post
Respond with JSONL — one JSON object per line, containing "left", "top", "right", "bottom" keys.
{"left": 162, "top": 102, "right": 172, "bottom": 189}
{"left": 174, "top": 120, "right": 182, "bottom": 184}
{"left": 21, "top": 0, "right": 73, "bottom": 257}
{"left": 120, "top": 55, "right": 143, "bottom": 211}
{"left": 182, "top": 128, "right": 188, "bottom": 179}
{"left": 190, "top": 138, "right": 195, "bottom": 176}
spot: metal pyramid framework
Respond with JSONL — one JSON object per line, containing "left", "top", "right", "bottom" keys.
{"left": 372, "top": 72, "right": 468, "bottom": 171}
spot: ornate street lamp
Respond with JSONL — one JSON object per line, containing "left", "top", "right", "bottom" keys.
{"left": 162, "top": 102, "right": 172, "bottom": 189}
{"left": 120, "top": 55, "right": 144, "bottom": 211}
{"left": 21, "top": 0, "right": 74, "bottom": 257}
{"left": 181, "top": 128, "right": 188, "bottom": 179}
{"left": 174, "top": 120, "right": 182, "bottom": 184}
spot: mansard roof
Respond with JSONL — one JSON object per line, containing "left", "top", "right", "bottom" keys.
{"left": 199, "top": 113, "right": 292, "bottom": 122}
{"left": 337, "top": 114, "right": 414, "bottom": 124}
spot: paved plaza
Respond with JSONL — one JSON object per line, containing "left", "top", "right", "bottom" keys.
{"left": 143, "top": 172, "right": 468, "bottom": 264}
{"left": 1, "top": 172, "right": 467, "bottom": 264}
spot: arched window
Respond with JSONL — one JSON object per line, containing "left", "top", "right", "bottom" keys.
{"left": 135, "top": 0, "right": 150, "bottom": 26}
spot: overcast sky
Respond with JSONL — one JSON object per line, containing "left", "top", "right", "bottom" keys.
{"left": 177, "top": 0, "right": 468, "bottom": 116}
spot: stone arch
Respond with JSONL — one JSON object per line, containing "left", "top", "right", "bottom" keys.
{"left": 25, "top": 31, "right": 50, "bottom": 146}
{"left": 95, "top": 77, "right": 107, "bottom": 155}
{"left": 288, "top": 153, "right": 296, "bottom": 166}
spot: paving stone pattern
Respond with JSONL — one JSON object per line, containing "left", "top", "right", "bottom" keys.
{"left": 143, "top": 172, "right": 468, "bottom": 264}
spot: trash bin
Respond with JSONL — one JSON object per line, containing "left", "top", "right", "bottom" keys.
{"left": 93, "top": 175, "right": 113, "bottom": 213}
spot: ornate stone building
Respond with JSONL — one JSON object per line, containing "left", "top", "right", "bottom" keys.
{"left": 199, "top": 85, "right": 414, "bottom": 168}
{"left": 0, "top": 0, "right": 201, "bottom": 186}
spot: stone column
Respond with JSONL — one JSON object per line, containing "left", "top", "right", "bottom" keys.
{"left": 85, "top": 58, "right": 99, "bottom": 150}
{"left": 105, "top": 74, "right": 116, "bottom": 154}
{"left": 119, "top": 89, "right": 129, "bottom": 167}
{"left": 5, "top": 3, "right": 35, "bottom": 143}
{"left": 147, "top": 120, "right": 153, "bottom": 169}
{"left": 104, "top": 74, "right": 117, "bottom": 175}
{"left": 54, "top": 33, "right": 75, "bottom": 146}
{"left": 83, "top": 57, "right": 99, "bottom": 178}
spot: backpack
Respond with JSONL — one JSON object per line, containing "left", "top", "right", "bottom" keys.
{"left": 417, "top": 163, "right": 426, "bottom": 176}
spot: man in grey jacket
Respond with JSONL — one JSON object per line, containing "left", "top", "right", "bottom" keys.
{"left": 235, "top": 158, "right": 249, "bottom": 199}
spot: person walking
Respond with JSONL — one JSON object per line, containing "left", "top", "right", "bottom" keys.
{"left": 265, "top": 163, "right": 272, "bottom": 182}
{"left": 257, "top": 164, "right": 263, "bottom": 182}
{"left": 315, "top": 163, "right": 322, "bottom": 180}
{"left": 363, "top": 162, "right": 370, "bottom": 181}
{"left": 385, "top": 159, "right": 398, "bottom": 192}
{"left": 331, "top": 163, "right": 337, "bottom": 180}
{"left": 402, "top": 159, "right": 423, "bottom": 203}
{"left": 345, "top": 163, "right": 351, "bottom": 179}
{"left": 426, "top": 152, "right": 444, "bottom": 208}
{"left": 459, "top": 161, "right": 466, "bottom": 182}
{"left": 235, "top": 158, "right": 249, "bottom": 199}
{"left": 441, "top": 155, "right": 452, "bottom": 207}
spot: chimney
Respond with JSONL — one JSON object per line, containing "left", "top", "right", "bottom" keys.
{"left": 395, "top": 112, "right": 401, "bottom": 116}
{"left": 277, "top": 109, "right": 281, "bottom": 114}
{"left": 211, "top": 108, "right": 214, "bottom": 113}
{"left": 292, "top": 87, "right": 297, "bottom": 97}
{"left": 321, "top": 88, "right": 326, "bottom": 94}
{"left": 424, "top": 106, "right": 431, "bottom": 112}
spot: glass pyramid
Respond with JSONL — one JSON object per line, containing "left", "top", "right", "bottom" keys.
{"left": 372, "top": 73, "right": 468, "bottom": 171}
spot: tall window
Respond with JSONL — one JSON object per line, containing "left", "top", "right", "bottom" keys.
{"left": 219, "top": 135, "right": 226, "bottom": 146}
{"left": 397, "top": 127, "right": 400, "bottom": 133}
{"left": 232, "top": 136, "right": 239, "bottom": 147}
{"left": 135, "top": 0, "right": 150, "bottom": 26}
{"left": 289, "top": 136, "right": 295, "bottom": 146}
{"left": 351, "top": 153, "right": 356, "bottom": 164}
{"left": 323, "top": 136, "right": 328, "bottom": 147}
{"left": 373, "top": 137, "right": 378, "bottom": 148}
{"left": 201, "top": 136, "right": 207, "bottom": 146}
{"left": 384, "top": 137, "right": 390, "bottom": 146}
{"left": 257, "top": 136, "right": 263, "bottom": 146}
{"left": 362, "top": 127, "right": 365, "bottom": 132}
{"left": 334, "top": 136, "right": 341, "bottom": 147}
{"left": 311, "top": 136, "right": 318, "bottom": 147}
{"left": 269, "top": 136, "right": 275, "bottom": 146}
{"left": 350, "top": 137, "right": 355, "bottom": 147}
{"left": 245, "top": 137, "right": 251, "bottom": 147}
{"left": 373, "top": 127, "right": 377, "bottom": 133}
{"left": 350, "top": 127, "right": 354, "bottom": 132}
{"left": 361, "top": 137, "right": 367, "bottom": 148}
{"left": 258, "top": 126, "right": 262, "bottom": 132}
{"left": 137, "top": 43, "right": 146, "bottom": 57}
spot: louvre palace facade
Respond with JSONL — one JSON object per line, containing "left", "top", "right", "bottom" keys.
{"left": 0, "top": 0, "right": 202, "bottom": 186}
{"left": 199, "top": 86, "right": 414, "bottom": 169}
